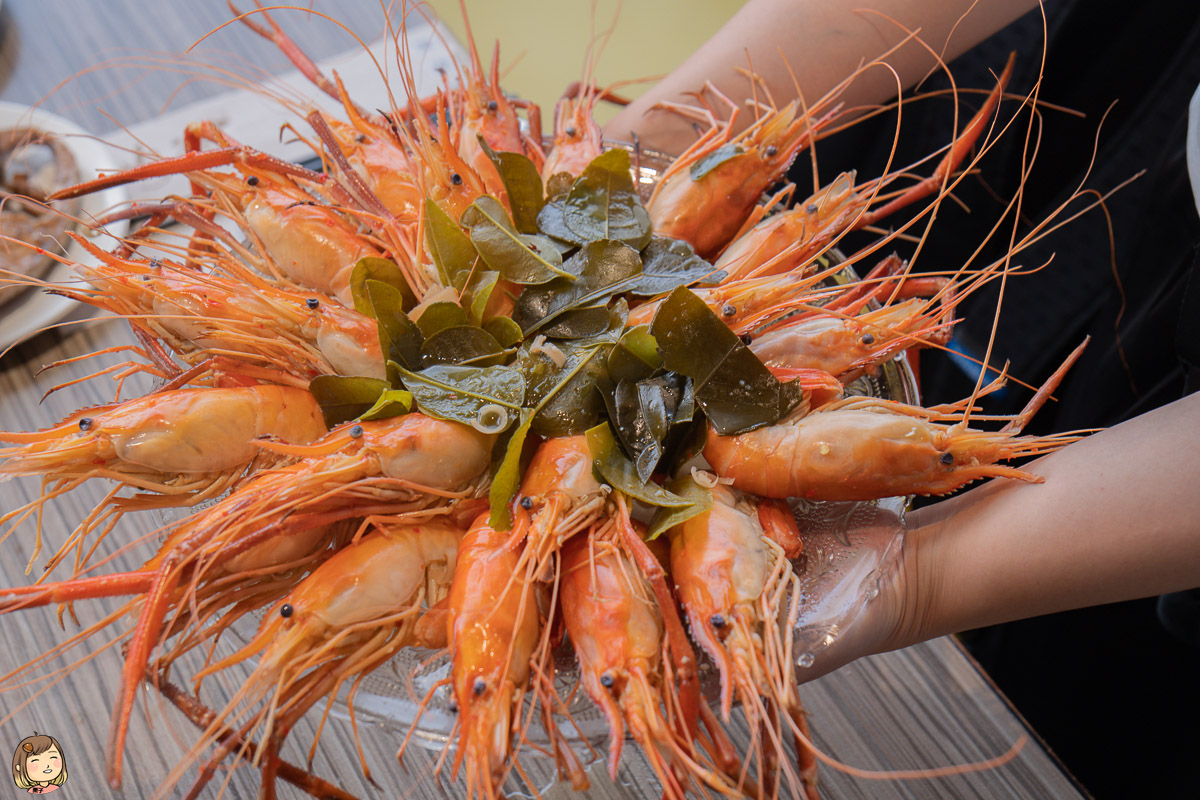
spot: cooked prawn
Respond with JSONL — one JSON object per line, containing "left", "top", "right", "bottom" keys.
{"left": 6, "top": 412, "right": 491, "bottom": 788}
{"left": 441, "top": 513, "right": 543, "bottom": 800}
{"left": 57, "top": 233, "right": 385, "bottom": 380}
{"left": 167, "top": 517, "right": 463, "bottom": 800}
{"left": 669, "top": 483, "right": 818, "bottom": 799}
{"left": 559, "top": 529, "right": 735, "bottom": 799}
{"left": 647, "top": 90, "right": 831, "bottom": 260}
{"left": 705, "top": 341, "right": 1089, "bottom": 501}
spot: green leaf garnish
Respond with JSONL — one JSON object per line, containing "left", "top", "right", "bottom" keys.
{"left": 535, "top": 197, "right": 588, "bottom": 247}
{"left": 629, "top": 237, "right": 725, "bottom": 296}
{"left": 420, "top": 325, "right": 506, "bottom": 367}
{"left": 646, "top": 472, "right": 715, "bottom": 540}
{"left": 513, "top": 239, "right": 642, "bottom": 336}
{"left": 480, "top": 138, "right": 545, "bottom": 233}
{"left": 651, "top": 286, "right": 798, "bottom": 435}
{"left": 483, "top": 316, "right": 523, "bottom": 347}
{"left": 585, "top": 422, "right": 691, "bottom": 508}
{"left": 350, "top": 257, "right": 417, "bottom": 315}
{"left": 359, "top": 388, "right": 414, "bottom": 421}
{"left": 396, "top": 363, "right": 525, "bottom": 427}
{"left": 414, "top": 301, "right": 469, "bottom": 338}
{"left": 308, "top": 375, "right": 393, "bottom": 428}
{"left": 424, "top": 199, "right": 479, "bottom": 290}
{"left": 607, "top": 325, "right": 663, "bottom": 383}
{"left": 563, "top": 149, "right": 652, "bottom": 249}
{"left": 462, "top": 196, "right": 572, "bottom": 284}
{"left": 364, "top": 279, "right": 423, "bottom": 376}
{"left": 462, "top": 270, "right": 500, "bottom": 326}
{"left": 488, "top": 410, "right": 534, "bottom": 530}
{"left": 605, "top": 373, "right": 688, "bottom": 483}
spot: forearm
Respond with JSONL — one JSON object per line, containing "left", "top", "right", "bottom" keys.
{"left": 604, "top": 0, "right": 1039, "bottom": 155}
{"left": 893, "top": 391, "right": 1200, "bottom": 651}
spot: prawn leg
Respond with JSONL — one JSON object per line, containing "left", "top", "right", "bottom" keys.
{"left": 856, "top": 52, "right": 1015, "bottom": 230}
{"left": 154, "top": 676, "right": 357, "bottom": 800}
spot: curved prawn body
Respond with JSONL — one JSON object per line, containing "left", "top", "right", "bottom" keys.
{"left": 669, "top": 484, "right": 818, "bottom": 799}
{"left": 0, "top": 384, "right": 325, "bottom": 494}
{"left": 450, "top": 4, "right": 545, "bottom": 196}
{"left": 239, "top": 180, "right": 378, "bottom": 306}
{"left": 3, "top": 413, "right": 490, "bottom": 788}
{"left": 560, "top": 533, "right": 710, "bottom": 799}
{"left": 714, "top": 170, "right": 866, "bottom": 282}
{"left": 0, "top": 515, "right": 345, "bottom": 789}
{"left": 52, "top": 122, "right": 385, "bottom": 307}
{"left": 749, "top": 295, "right": 954, "bottom": 383}
{"left": 65, "top": 236, "right": 384, "bottom": 379}
{"left": 648, "top": 100, "right": 820, "bottom": 260}
{"left": 445, "top": 514, "right": 542, "bottom": 800}
{"left": 705, "top": 341, "right": 1088, "bottom": 500}
{"left": 175, "top": 518, "right": 463, "bottom": 799}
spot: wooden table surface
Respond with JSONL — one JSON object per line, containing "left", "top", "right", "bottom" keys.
{"left": 0, "top": 2, "right": 1091, "bottom": 798}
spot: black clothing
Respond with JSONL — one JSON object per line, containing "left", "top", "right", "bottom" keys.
{"left": 790, "top": 2, "right": 1200, "bottom": 796}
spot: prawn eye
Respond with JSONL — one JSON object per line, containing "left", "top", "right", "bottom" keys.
{"left": 349, "top": 424, "right": 364, "bottom": 439}
{"left": 740, "top": 333, "right": 753, "bottom": 345}
{"left": 806, "top": 204, "right": 819, "bottom": 214}
{"left": 473, "top": 677, "right": 487, "bottom": 696}
{"left": 599, "top": 672, "right": 615, "bottom": 688}
{"left": 565, "top": 126, "right": 577, "bottom": 137}
{"left": 447, "top": 698, "right": 459, "bottom": 713}
{"left": 710, "top": 614, "right": 726, "bottom": 629}
{"left": 280, "top": 603, "right": 294, "bottom": 618}
{"left": 940, "top": 452, "right": 954, "bottom": 466}
{"left": 450, "top": 173, "right": 463, "bottom": 186}
{"left": 861, "top": 333, "right": 876, "bottom": 345}
{"left": 487, "top": 100, "right": 499, "bottom": 112}
{"left": 355, "top": 133, "right": 368, "bottom": 143}
{"left": 305, "top": 298, "right": 320, "bottom": 310}
{"left": 520, "top": 496, "right": 534, "bottom": 510}
{"left": 78, "top": 417, "right": 94, "bottom": 431}
{"left": 722, "top": 304, "right": 736, "bottom": 317}
{"left": 765, "top": 144, "right": 778, "bottom": 157}
{"left": 246, "top": 176, "right": 259, "bottom": 187}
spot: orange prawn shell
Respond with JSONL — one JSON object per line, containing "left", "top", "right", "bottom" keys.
{"left": 649, "top": 102, "right": 813, "bottom": 259}
{"left": 669, "top": 485, "right": 770, "bottom": 623}
{"left": 242, "top": 185, "right": 377, "bottom": 306}
{"left": 705, "top": 405, "right": 1033, "bottom": 500}
{"left": 559, "top": 536, "right": 664, "bottom": 682}
{"left": 446, "top": 515, "right": 540, "bottom": 792}
{"left": 749, "top": 298, "right": 943, "bottom": 379}
{"left": 0, "top": 386, "right": 326, "bottom": 477}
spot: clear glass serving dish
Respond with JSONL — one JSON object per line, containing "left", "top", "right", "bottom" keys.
{"left": 331, "top": 142, "right": 915, "bottom": 754}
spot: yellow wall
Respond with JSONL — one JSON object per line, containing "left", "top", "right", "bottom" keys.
{"left": 422, "top": 1, "right": 744, "bottom": 127}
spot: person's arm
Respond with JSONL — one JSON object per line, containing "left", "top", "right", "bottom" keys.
{"left": 604, "top": 0, "right": 1039, "bottom": 155}
{"left": 803, "top": 390, "right": 1200, "bottom": 680}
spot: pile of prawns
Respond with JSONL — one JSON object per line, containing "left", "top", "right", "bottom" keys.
{"left": 0, "top": 5, "right": 1091, "bottom": 800}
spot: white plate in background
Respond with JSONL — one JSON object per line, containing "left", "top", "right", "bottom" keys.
{"left": 0, "top": 100, "right": 129, "bottom": 355}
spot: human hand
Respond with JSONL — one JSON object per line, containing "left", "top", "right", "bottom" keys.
{"left": 786, "top": 499, "right": 929, "bottom": 684}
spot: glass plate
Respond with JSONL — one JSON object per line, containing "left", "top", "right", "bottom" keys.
{"left": 330, "top": 142, "right": 916, "bottom": 754}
